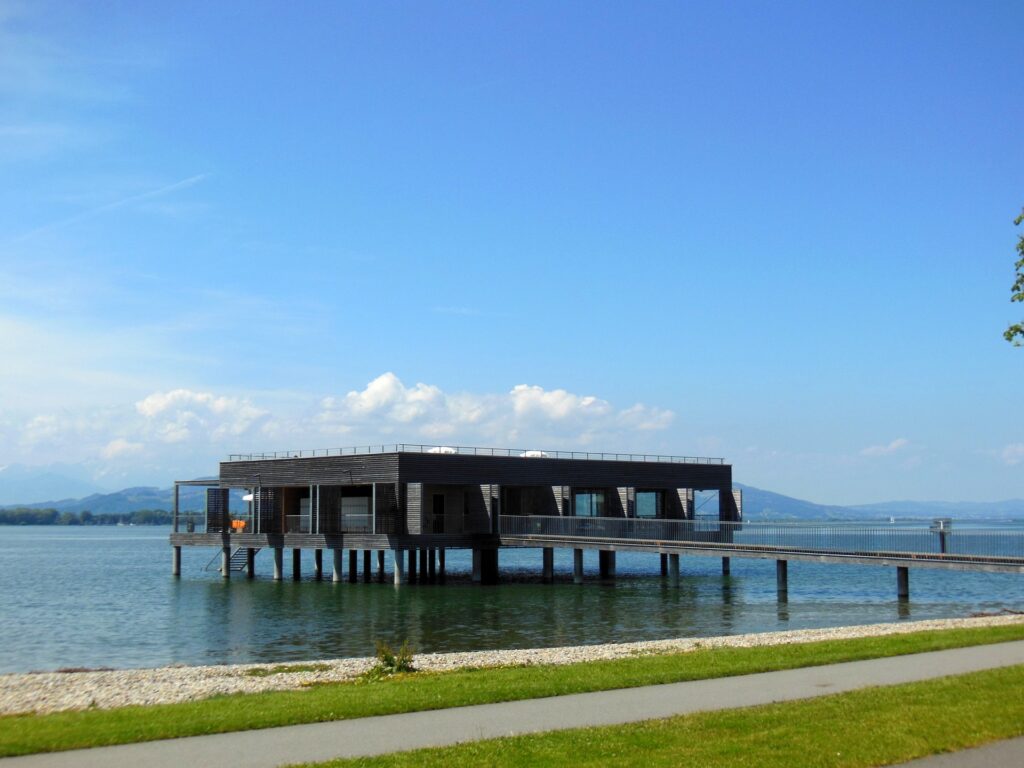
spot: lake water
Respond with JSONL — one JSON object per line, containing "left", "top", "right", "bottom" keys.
{"left": 1, "top": 526, "right": 1023, "bottom": 674}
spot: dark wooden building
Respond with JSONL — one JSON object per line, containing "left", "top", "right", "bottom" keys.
{"left": 171, "top": 444, "right": 739, "bottom": 583}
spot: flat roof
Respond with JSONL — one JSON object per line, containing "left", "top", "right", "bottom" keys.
{"left": 226, "top": 443, "right": 725, "bottom": 465}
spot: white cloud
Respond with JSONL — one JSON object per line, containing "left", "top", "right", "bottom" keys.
{"left": 1001, "top": 443, "right": 1024, "bottom": 466}
{"left": 2, "top": 374, "right": 677, "bottom": 485}
{"left": 136, "top": 389, "right": 268, "bottom": 443}
{"left": 101, "top": 437, "right": 142, "bottom": 459}
{"left": 315, "top": 373, "right": 674, "bottom": 447}
{"left": 860, "top": 438, "right": 910, "bottom": 457}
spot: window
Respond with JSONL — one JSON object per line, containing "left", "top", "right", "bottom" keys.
{"left": 574, "top": 491, "right": 606, "bottom": 517}
{"left": 636, "top": 491, "right": 662, "bottom": 519}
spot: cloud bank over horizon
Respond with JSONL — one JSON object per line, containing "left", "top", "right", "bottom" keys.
{"left": 0, "top": 373, "right": 677, "bottom": 486}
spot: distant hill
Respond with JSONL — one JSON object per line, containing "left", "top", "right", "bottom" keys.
{"left": 0, "top": 464, "right": 108, "bottom": 506}
{"left": 3, "top": 485, "right": 227, "bottom": 514}
{"left": 847, "top": 499, "right": 1024, "bottom": 520}
{"left": 3, "top": 481, "right": 1022, "bottom": 521}
{"left": 733, "top": 483, "right": 856, "bottom": 520}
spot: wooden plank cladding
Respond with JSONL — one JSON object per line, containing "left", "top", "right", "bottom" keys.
{"left": 397, "top": 452, "right": 732, "bottom": 491}
{"left": 221, "top": 451, "right": 731, "bottom": 490}
{"left": 220, "top": 453, "right": 401, "bottom": 487}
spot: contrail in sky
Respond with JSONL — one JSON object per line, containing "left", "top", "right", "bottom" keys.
{"left": 14, "top": 173, "right": 210, "bottom": 242}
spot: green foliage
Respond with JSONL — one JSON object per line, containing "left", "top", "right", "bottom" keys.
{"left": 2, "top": 623, "right": 1024, "bottom": 758}
{"left": 364, "top": 640, "right": 416, "bottom": 680}
{"left": 1005, "top": 208, "right": 1024, "bottom": 345}
{"left": 0, "top": 508, "right": 173, "bottom": 526}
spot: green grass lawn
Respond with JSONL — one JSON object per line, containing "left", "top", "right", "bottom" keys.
{"left": 1, "top": 622, "right": 1023, "bottom": 758}
{"left": 302, "top": 664, "right": 1024, "bottom": 768}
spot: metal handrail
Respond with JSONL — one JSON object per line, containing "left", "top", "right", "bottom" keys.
{"left": 498, "top": 515, "right": 1024, "bottom": 561}
{"left": 226, "top": 443, "right": 725, "bottom": 465}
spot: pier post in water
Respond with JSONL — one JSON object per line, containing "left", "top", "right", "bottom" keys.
{"left": 776, "top": 559, "right": 788, "bottom": 597}
{"left": 409, "top": 548, "right": 418, "bottom": 583}
{"left": 542, "top": 547, "right": 554, "bottom": 583}
{"left": 221, "top": 544, "right": 231, "bottom": 579}
{"left": 332, "top": 548, "right": 343, "bottom": 582}
{"left": 348, "top": 549, "right": 358, "bottom": 583}
{"left": 573, "top": 548, "right": 584, "bottom": 584}
{"left": 427, "top": 548, "right": 436, "bottom": 581}
{"left": 376, "top": 549, "right": 385, "bottom": 580}
{"left": 897, "top": 566, "right": 910, "bottom": 599}
{"left": 247, "top": 548, "right": 256, "bottom": 579}
{"left": 599, "top": 550, "right": 616, "bottom": 580}
{"left": 481, "top": 549, "right": 499, "bottom": 585}
{"left": 172, "top": 545, "right": 181, "bottom": 577}
{"left": 668, "top": 553, "right": 680, "bottom": 586}
{"left": 363, "top": 550, "right": 371, "bottom": 582}
{"left": 419, "top": 548, "right": 429, "bottom": 581}
{"left": 722, "top": 557, "right": 731, "bottom": 576}
{"left": 272, "top": 547, "right": 283, "bottom": 581}
{"left": 472, "top": 548, "right": 482, "bottom": 583}
{"left": 660, "top": 553, "right": 668, "bottom": 577}
{"left": 313, "top": 549, "right": 322, "bottom": 581}
{"left": 438, "top": 548, "right": 446, "bottom": 580}
{"left": 292, "top": 548, "right": 301, "bottom": 581}
{"left": 393, "top": 549, "right": 406, "bottom": 585}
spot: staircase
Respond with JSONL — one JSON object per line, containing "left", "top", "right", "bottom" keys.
{"left": 205, "top": 546, "right": 261, "bottom": 573}
{"left": 227, "top": 547, "right": 259, "bottom": 572}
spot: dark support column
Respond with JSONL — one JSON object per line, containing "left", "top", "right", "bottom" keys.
{"left": 292, "top": 548, "right": 301, "bottom": 581}
{"left": 542, "top": 547, "right": 554, "bottom": 583}
{"left": 722, "top": 557, "right": 731, "bottom": 576}
{"left": 428, "top": 548, "right": 436, "bottom": 581}
{"left": 247, "top": 548, "right": 256, "bottom": 579}
{"left": 348, "top": 549, "right": 358, "bottom": 583}
{"left": 438, "top": 548, "right": 446, "bottom": 580}
{"left": 332, "top": 549, "right": 343, "bottom": 582}
{"left": 222, "top": 544, "right": 231, "bottom": 579}
{"left": 377, "top": 550, "right": 385, "bottom": 580}
{"left": 668, "top": 553, "right": 680, "bottom": 585}
{"left": 599, "top": 550, "right": 616, "bottom": 580}
{"left": 273, "top": 547, "right": 283, "bottom": 581}
{"left": 573, "top": 548, "right": 584, "bottom": 584}
{"left": 313, "top": 549, "right": 323, "bottom": 580}
{"left": 897, "top": 566, "right": 910, "bottom": 599}
{"left": 393, "top": 549, "right": 406, "bottom": 585}
{"left": 776, "top": 559, "right": 788, "bottom": 597}
{"left": 481, "top": 549, "right": 499, "bottom": 585}
{"left": 660, "top": 553, "right": 668, "bottom": 577}
{"left": 472, "top": 549, "right": 482, "bottom": 583}
{"left": 363, "top": 550, "right": 371, "bottom": 582}
{"left": 172, "top": 545, "right": 181, "bottom": 577}
{"left": 409, "top": 549, "right": 418, "bottom": 583}
{"left": 419, "top": 548, "right": 429, "bottom": 581}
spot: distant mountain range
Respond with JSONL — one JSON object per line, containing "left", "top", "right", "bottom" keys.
{"left": 2, "top": 481, "right": 1022, "bottom": 521}
{"left": 0, "top": 464, "right": 109, "bottom": 506}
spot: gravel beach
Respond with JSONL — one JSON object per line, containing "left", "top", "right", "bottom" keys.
{"left": 2, "top": 614, "right": 1022, "bottom": 716}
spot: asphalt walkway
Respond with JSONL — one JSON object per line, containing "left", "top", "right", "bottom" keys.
{"left": 5, "top": 640, "right": 1024, "bottom": 768}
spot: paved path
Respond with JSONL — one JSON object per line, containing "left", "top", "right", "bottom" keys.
{"left": 5, "top": 641, "right": 1024, "bottom": 768}
{"left": 893, "top": 736, "right": 1024, "bottom": 767}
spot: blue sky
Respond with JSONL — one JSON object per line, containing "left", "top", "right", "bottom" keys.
{"left": 0, "top": 0, "right": 1022, "bottom": 504}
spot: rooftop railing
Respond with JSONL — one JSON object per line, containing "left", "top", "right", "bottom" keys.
{"left": 226, "top": 443, "right": 725, "bottom": 465}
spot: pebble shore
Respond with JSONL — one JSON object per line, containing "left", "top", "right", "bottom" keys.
{"left": 2, "top": 614, "right": 1022, "bottom": 716}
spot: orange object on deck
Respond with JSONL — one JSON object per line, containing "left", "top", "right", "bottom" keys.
{"left": 230, "top": 519, "right": 246, "bottom": 531}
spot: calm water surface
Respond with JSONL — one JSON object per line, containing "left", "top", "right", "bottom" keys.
{"left": 1, "top": 526, "right": 1023, "bottom": 674}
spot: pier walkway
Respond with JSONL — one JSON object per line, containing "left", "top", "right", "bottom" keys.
{"left": 6, "top": 640, "right": 1024, "bottom": 768}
